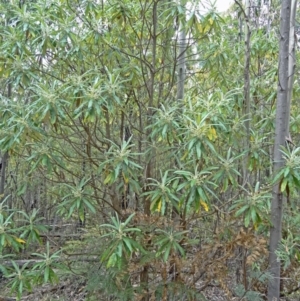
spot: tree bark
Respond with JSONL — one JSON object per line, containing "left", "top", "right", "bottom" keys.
{"left": 176, "top": 2, "right": 186, "bottom": 102}
{"left": 285, "top": 0, "right": 297, "bottom": 137}
{"left": 267, "top": 0, "right": 292, "bottom": 300}
{"left": 242, "top": 0, "right": 251, "bottom": 185}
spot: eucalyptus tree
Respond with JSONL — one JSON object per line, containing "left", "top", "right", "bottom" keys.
{"left": 267, "top": 0, "right": 297, "bottom": 299}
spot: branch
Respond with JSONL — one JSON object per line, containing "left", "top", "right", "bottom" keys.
{"left": 234, "top": 0, "right": 251, "bottom": 30}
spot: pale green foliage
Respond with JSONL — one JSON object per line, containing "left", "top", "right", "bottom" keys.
{"left": 231, "top": 182, "right": 271, "bottom": 228}
{"left": 5, "top": 261, "right": 33, "bottom": 301}
{"left": 100, "top": 213, "right": 145, "bottom": 269}
{"left": 19, "top": 209, "right": 48, "bottom": 245}
{"left": 154, "top": 228, "right": 187, "bottom": 262}
{"left": 273, "top": 146, "right": 300, "bottom": 193}
{"left": 0, "top": 0, "right": 300, "bottom": 300}
{"left": 0, "top": 201, "right": 62, "bottom": 299}
{"left": 276, "top": 229, "right": 300, "bottom": 270}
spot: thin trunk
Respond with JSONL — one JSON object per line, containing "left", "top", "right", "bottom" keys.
{"left": 141, "top": 3, "right": 158, "bottom": 300}
{"left": 0, "top": 83, "right": 11, "bottom": 202}
{"left": 0, "top": 152, "right": 8, "bottom": 200}
{"left": 267, "top": 0, "right": 292, "bottom": 300}
{"left": 262, "top": 0, "right": 272, "bottom": 182}
{"left": 266, "top": 0, "right": 271, "bottom": 35}
{"left": 242, "top": 0, "right": 251, "bottom": 185}
{"left": 143, "top": 0, "right": 157, "bottom": 217}
{"left": 105, "top": 105, "right": 120, "bottom": 212}
{"left": 176, "top": 1, "right": 186, "bottom": 102}
{"left": 285, "top": 0, "right": 297, "bottom": 138}
{"left": 237, "top": 4, "right": 250, "bottom": 281}
{"left": 174, "top": 0, "right": 187, "bottom": 243}
{"left": 239, "top": 13, "right": 243, "bottom": 42}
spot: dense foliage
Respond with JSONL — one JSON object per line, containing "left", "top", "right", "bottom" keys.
{"left": 0, "top": 0, "right": 300, "bottom": 300}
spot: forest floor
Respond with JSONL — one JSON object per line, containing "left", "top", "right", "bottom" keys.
{"left": 1, "top": 277, "right": 300, "bottom": 301}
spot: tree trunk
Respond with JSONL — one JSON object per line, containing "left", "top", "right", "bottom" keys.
{"left": 140, "top": 2, "right": 159, "bottom": 300}
{"left": 267, "top": 0, "right": 292, "bottom": 300}
{"left": 242, "top": 0, "right": 251, "bottom": 185}
{"left": 0, "top": 152, "right": 8, "bottom": 199}
{"left": 265, "top": 0, "right": 271, "bottom": 36}
{"left": 0, "top": 83, "right": 11, "bottom": 203}
{"left": 176, "top": 4, "right": 186, "bottom": 102}
{"left": 285, "top": 0, "right": 297, "bottom": 138}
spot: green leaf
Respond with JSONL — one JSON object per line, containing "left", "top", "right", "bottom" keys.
{"left": 244, "top": 211, "right": 251, "bottom": 228}
{"left": 117, "top": 242, "right": 123, "bottom": 257}
{"left": 122, "top": 212, "right": 136, "bottom": 227}
{"left": 174, "top": 242, "right": 185, "bottom": 257}
{"left": 107, "top": 253, "right": 117, "bottom": 268}
{"left": 284, "top": 167, "right": 290, "bottom": 178}
{"left": 280, "top": 178, "right": 288, "bottom": 192}
{"left": 250, "top": 206, "right": 257, "bottom": 224}
{"left": 163, "top": 243, "right": 172, "bottom": 262}
{"left": 17, "top": 183, "right": 27, "bottom": 196}
{"left": 82, "top": 199, "right": 96, "bottom": 214}
{"left": 123, "top": 237, "right": 133, "bottom": 253}
{"left": 235, "top": 205, "right": 249, "bottom": 217}
{"left": 44, "top": 265, "right": 50, "bottom": 283}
